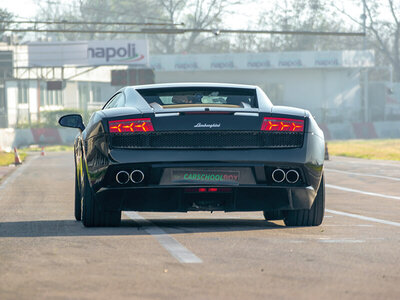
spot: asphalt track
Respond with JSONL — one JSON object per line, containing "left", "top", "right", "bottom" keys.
{"left": 0, "top": 152, "right": 399, "bottom": 299}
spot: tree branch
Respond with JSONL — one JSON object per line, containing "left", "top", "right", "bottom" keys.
{"left": 362, "top": 0, "right": 396, "bottom": 66}
{"left": 388, "top": 0, "right": 399, "bottom": 25}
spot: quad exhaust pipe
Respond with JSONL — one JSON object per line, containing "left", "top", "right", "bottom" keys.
{"left": 286, "top": 170, "right": 299, "bottom": 184}
{"left": 272, "top": 168, "right": 299, "bottom": 184}
{"left": 116, "top": 171, "right": 130, "bottom": 184}
{"left": 130, "top": 170, "right": 144, "bottom": 183}
{"left": 272, "top": 169, "right": 286, "bottom": 183}
{"left": 116, "top": 170, "right": 144, "bottom": 184}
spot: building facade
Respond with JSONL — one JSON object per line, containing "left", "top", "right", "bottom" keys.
{"left": 1, "top": 42, "right": 382, "bottom": 128}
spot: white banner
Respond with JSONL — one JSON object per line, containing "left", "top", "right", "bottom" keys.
{"left": 28, "top": 40, "right": 149, "bottom": 67}
{"left": 150, "top": 50, "right": 374, "bottom": 71}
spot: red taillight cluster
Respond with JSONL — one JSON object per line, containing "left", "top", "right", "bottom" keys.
{"left": 109, "top": 118, "right": 154, "bottom": 133}
{"left": 261, "top": 117, "right": 304, "bottom": 132}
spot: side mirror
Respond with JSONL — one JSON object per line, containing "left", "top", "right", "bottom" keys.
{"left": 59, "top": 114, "right": 85, "bottom": 131}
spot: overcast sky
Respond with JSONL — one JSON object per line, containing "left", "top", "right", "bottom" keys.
{"left": 1, "top": 0, "right": 37, "bottom": 19}
{"left": 0, "top": 0, "right": 367, "bottom": 30}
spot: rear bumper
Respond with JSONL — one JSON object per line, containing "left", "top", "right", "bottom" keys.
{"left": 86, "top": 132, "right": 324, "bottom": 212}
{"left": 95, "top": 184, "right": 317, "bottom": 212}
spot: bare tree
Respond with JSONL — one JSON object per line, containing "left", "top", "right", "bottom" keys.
{"left": 150, "top": 0, "right": 239, "bottom": 54}
{"left": 32, "top": 0, "right": 236, "bottom": 53}
{"left": 33, "top": 0, "right": 160, "bottom": 41}
{"left": 333, "top": 0, "right": 400, "bottom": 81}
{"left": 0, "top": 8, "right": 14, "bottom": 42}
{"left": 252, "top": 0, "right": 360, "bottom": 52}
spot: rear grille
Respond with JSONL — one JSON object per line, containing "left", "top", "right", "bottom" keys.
{"left": 110, "top": 131, "right": 304, "bottom": 149}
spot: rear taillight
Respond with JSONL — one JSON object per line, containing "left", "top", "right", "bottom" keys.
{"left": 109, "top": 118, "right": 154, "bottom": 133}
{"left": 184, "top": 187, "right": 232, "bottom": 193}
{"left": 261, "top": 117, "right": 304, "bottom": 132}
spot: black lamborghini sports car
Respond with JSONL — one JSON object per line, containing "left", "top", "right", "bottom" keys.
{"left": 59, "top": 83, "right": 325, "bottom": 227}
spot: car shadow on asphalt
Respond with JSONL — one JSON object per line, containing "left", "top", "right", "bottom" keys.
{"left": 0, "top": 218, "right": 285, "bottom": 238}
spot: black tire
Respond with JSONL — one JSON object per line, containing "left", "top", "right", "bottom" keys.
{"left": 284, "top": 174, "right": 325, "bottom": 227}
{"left": 74, "top": 169, "right": 82, "bottom": 221}
{"left": 81, "top": 168, "right": 121, "bottom": 227}
{"left": 263, "top": 210, "right": 284, "bottom": 221}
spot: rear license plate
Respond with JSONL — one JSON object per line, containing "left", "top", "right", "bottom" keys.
{"left": 171, "top": 169, "right": 240, "bottom": 185}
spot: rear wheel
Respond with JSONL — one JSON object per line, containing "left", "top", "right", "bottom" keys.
{"left": 263, "top": 210, "right": 284, "bottom": 221}
{"left": 283, "top": 174, "right": 325, "bottom": 227}
{"left": 81, "top": 169, "right": 121, "bottom": 227}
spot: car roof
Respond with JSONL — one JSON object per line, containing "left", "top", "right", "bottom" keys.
{"left": 128, "top": 82, "right": 258, "bottom": 90}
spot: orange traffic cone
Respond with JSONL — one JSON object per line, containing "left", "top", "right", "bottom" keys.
{"left": 14, "top": 147, "right": 22, "bottom": 165}
{"left": 41, "top": 147, "right": 45, "bottom": 156}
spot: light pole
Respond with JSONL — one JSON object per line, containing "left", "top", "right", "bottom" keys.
{"left": 362, "top": 1, "right": 369, "bottom": 122}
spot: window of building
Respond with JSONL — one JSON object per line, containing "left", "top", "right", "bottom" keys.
{"left": 92, "top": 85, "right": 102, "bottom": 103}
{"left": 45, "top": 89, "right": 63, "bottom": 106}
{"left": 40, "top": 82, "right": 45, "bottom": 106}
{"left": 78, "top": 84, "right": 90, "bottom": 110}
{"left": 17, "top": 81, "right": 29, "bottom": 104}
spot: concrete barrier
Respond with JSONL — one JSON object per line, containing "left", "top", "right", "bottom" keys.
{"left": 0, "top": 128, "right": 16, "bottom": 152}
{"left": 321, "top": 121, "right": 400, "bottom": 140}
{"left": 373, "top": 121, "right": 400, "bottom": 139}
{"left": 324, "top": 122, "right": 355, "bottom": 140}
{"left": 0, "top": 128, "right": 78, "bottom": 151}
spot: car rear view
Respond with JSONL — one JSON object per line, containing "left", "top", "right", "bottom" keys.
{"left": 59, "top": 83, "right": 325, "bottom": 227}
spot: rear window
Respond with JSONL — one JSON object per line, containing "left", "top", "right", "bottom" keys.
{"left": 136, "top": 87, "right": 258, "bottom": 108}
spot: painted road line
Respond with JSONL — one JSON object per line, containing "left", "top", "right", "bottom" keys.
{"left": 328, "top": 159, "right": 400, "bottom": 168}
{"left": 124, "top": 211, "right": 202, "bottom": 264}
{"left": 326, "top": 184, "right": 400, "bottom": 201}
{"left": 0, "top": 156, "right": 38, "bottom": 195}
{"left": 325, "top": 168, "right": 400, "bottom": 181}
{"left": 326, "top": 209, "right": 400, "bottom": 227}
{"left": 318, "top": 238, "right": 365, "bottom": 243}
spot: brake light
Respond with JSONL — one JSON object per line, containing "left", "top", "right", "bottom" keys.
{"left": 184, "top": 188, "right": 232, "bottom": 193}
{"left": 109, "top": 118, "right": 154, "bottom": 133}
{"left": 261, "top": 117, "right": 304, "bottom": 132}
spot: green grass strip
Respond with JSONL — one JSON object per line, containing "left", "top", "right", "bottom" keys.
{"left": 327, "top": 139, "right": 400, "bottom": 161}
{"left": 0, "top": 151, "right": 27, "bottom": 166}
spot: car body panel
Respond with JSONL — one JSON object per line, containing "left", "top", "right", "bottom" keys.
{"left": 65, "top": 83, "right": 324, "bottom": 215}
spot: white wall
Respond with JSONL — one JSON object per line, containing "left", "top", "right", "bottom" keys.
{"left": 63, "top": 81, "right": 79, "bottom": 109}
{"left": 5, "top": 81, "right": 17, "bottom": 126}
{"left": 154, "top": 68, "right": 361, "bottom": 123}
{"left": 28, "top": 81, "right": 38, "bottom": 123}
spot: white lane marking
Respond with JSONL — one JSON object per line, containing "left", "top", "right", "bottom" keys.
{"left": 328, "top": 159, "right": 400, "bottom": 167}
{"left": 124, "top": 211, "right": 202, "bottom": 264}
{"left": 325, "top": 168, "right": 400, "bottom": 181}
{"left": 326, "top": 184, "right": 400, "bottom": 201}
{"left": 0, "top": 156, "right": 38, "bottom": 195}
{"left": 326, "top": 209, "right": 400, "bottom": 227}
{"left": 319, "top": 238, "right": 365, "bottom": 243}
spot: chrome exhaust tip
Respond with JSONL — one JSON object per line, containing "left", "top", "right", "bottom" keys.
{"left": 286, "top": 170, "right": 299, "bottom": 184}
{"left": 130, "top": 170, "right": 144, "bottom": 183}
{"left": 116, "top": 171, "right": 130, "bottom": 184}
{"left": 272, "top": 169, "right": 285, "bottom": 183}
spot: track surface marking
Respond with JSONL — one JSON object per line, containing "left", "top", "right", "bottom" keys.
{"left": 326, "top": 184, "right": 400, "bottom": 200}
{"left": 124, "top": 212, "right": 202, "bottom": 263}
{"left": 0, "top": 153, "right": 399, "bottom": 300}
{"left": 326, "top": 209, "right": 400, "bottom": 227}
